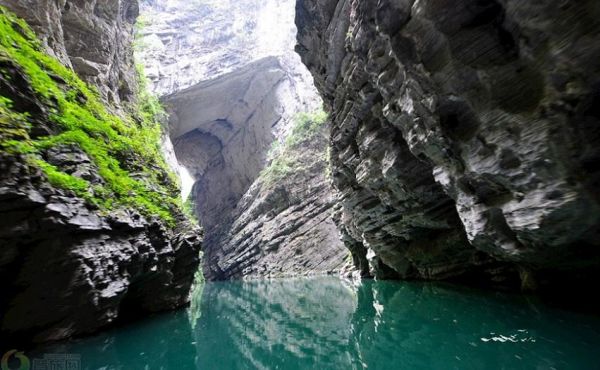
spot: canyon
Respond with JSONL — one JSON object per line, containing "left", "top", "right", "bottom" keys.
{"left": 0, "top": 0, "right": 599, "bottom": 351}
{"left": 136, "top": 0, "right": 348, "bottom": 280}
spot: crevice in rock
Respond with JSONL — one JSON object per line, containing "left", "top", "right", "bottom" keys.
{"left": 296, "top": 0, "right": 600, "bottom": 290}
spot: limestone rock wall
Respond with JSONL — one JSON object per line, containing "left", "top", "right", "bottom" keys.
{"left": 0, "top": 1, "right": 202, "bottom": 347}
{"left": 0, "top": 0, "right": 139, "bottom": 106}
{"left": 203, "top": 123, "right": 348, "bottom": 280}
{"left": 296, "top": 0, "right": 600, "bottom": 288}
{"left": 163, "top": 58, "right": 291, "bottom": 234}
{"left": 137, "top": 0, "right": 317, "bottom": 104}
{"left": 0, "top": 151, "right": 201, "bottom": 345}
{"left": 163, "top": 56, "right": 347, "bottom": 281}
{"left": 150, "top": 0, "right": 349, "bottom": 280}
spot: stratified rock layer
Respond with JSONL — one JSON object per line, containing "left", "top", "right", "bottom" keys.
{"left": 204, "top": 124, "right": 348, "bottom": 280}
{"left": 164, "top": 57, "right": 346, "bottom": 280}
{"left": 296, "top": 0, "right": 600, "bottom": 288}
{"left": 0, "top": 153, "right": 201, "bottom": 345}
{"left": 0, "top": 1, "right": 202, "bottom": 346}
{"left": 150, "top": 0, "right": 347, "bottom": 281}
{"left": 138, "top": 0, "right": 316, "bottom": 102}
{"left": 164, "top": 58, "right": 294, "bottom": 235}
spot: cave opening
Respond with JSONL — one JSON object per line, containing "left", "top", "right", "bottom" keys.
{"left": 135, "top": 0, "right": 326, "bottom": 279}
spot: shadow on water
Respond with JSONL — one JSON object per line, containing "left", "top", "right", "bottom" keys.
{"left": 37, "top": 278, "right": 600, "bottom": 369}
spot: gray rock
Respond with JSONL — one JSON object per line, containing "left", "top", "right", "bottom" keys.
{"left": 150, "top": 0, "right": 351, "bottom": 282}
{"left": 137, "top": 0, "right": 317, "bottom": 103}
{"left": 0, "top": 0, "right": 202, "bottom": 347}
{"left": 164, "top": 56, "right": 346, "bottom": 281}
{"left": 0, "top": 0, "right": 139, "bottom": 106}
{"left": 296, "top": 0, "right": 600, "bottom": 289}
{"left": 0, "top": 150, "right": 202, "bottom": 346}
{"left": 203, "top": 123, "right": 348, "bottom": 280}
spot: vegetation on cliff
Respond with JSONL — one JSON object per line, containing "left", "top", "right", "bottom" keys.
{"left": 0, "top": 6, "right": 184, "bottom": 224}
{"left": 259, "top": 109, "right": 328, "bottom": 185}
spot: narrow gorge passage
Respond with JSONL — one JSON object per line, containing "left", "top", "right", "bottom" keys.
{"left": 136, "top": 0, "right": 348, "bottom": 280}
{"left": 1, "top": 0, "right": 600, "bottom": 368}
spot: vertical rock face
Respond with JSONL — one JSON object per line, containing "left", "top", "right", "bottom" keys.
{"left": 163, "top": 57, "right": 295, "bottom": 237}
{"left": 137, "top": 0, "right": 316, "bottom": 102}
{"left": 0, "top": 1, "right": 202, "bottom": 346}
{"left": 0, "top": 0, "right": 139, "bottom": 106}
{"left": 0, "top": 157, "right": 201, "bottom": 345}
{"left": 141, "top": 0, "right": 347, "bottom": 280}
{"left": 296, "top": 0, "right": 600, "bottom": 288}
{"left": 162, "top": 56, "right": 347, "bottom": 281}
{"left": 202, "top": 120, "right": 348, "bottom": 280}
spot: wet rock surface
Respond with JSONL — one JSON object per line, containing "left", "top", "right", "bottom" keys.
{"left": 295, "top": 0, "right": 600, "bottom": 288}
{"left": 0, "top": 0, "right": 202, "bottom": 347}
{"left": 0, "top": 149, "right": 201, "bottom": 347}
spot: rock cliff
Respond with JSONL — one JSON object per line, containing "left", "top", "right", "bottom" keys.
{"left": 202, "top": 113, "right": 348, "bottom": 280}
{"left": 162, "top": 57, "right": 347, "bottom": 281}
{"left": 141, "top": 0, "right": 347, "bottom": 280}
{"left": 0, "top": 2, "right": 201, "bottom": 347}
{"left": 0, "top": 0, "right": 139, "bottom": 106}
{"left": 137, "top": 0, "right": 317, "bottom": 102}
{"left": 296, "top": 0, "right": 600, "bottom": 290}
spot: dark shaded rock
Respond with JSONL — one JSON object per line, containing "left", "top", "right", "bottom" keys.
{"left": 295, "top": 0, "right": 600, "bottom": 288}
{"left": 0, "top": 0, "right": 202, "bottom": 348}
{"left": 0, "top": 150, "right": 202, "bottom": 347}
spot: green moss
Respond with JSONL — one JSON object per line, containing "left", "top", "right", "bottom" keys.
{"left": 0, "top": 6, "right": 185, "bottom": 225}
{"left": 0, "top": 96, "right": 33, "bottom": 152}
{"left": 284, "top": 110, "right": 328, "bottom": 148}
{"left": 33, "top": 159, "right": 90, "bottom": 197}
{"left": 259, "top": 109, "right": 328, "bottom": 186}
{"left": 183, "top": 195, "right": 199, "bottom": 225}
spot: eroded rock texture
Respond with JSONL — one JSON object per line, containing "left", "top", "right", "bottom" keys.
{"left": 0, "top": 1, "right": 202, "bottom": 346}
{"left": 138, "top": 0, "right": 317, "bottom": 101}
{"left": 150, "top": 0, "right": 348, "bottom": 281}
{"left": 164, "top": 58, "right": 297, "bottom": 236}
{"left": 296, "top": 0, "right": 600, "bottom": 288}
{"left": 0, "top": 73, "right": 201, "bottom": 347}
{"left": 204, "top": 124, "right": 348, "bottom": 280}
{"left": 163, "top": 56, "right": 346, "bottom": 280}
{"left": 0, "top": 153, "right": 201, "bottom": 345}
{"left": 0, "top": 0, "right": 139, "bottom": 106}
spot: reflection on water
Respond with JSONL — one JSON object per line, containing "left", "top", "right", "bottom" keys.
{"left": 41, "top": 278, "right": 600, "bottom": 369}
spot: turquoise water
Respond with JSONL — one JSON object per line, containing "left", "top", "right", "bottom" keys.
{"left": 40, "top": 277, "right": 600, "bottom": 369}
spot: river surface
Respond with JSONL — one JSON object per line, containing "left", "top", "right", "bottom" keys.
{"left": 39, "top": 277, "right": 600, "bottom": 369}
